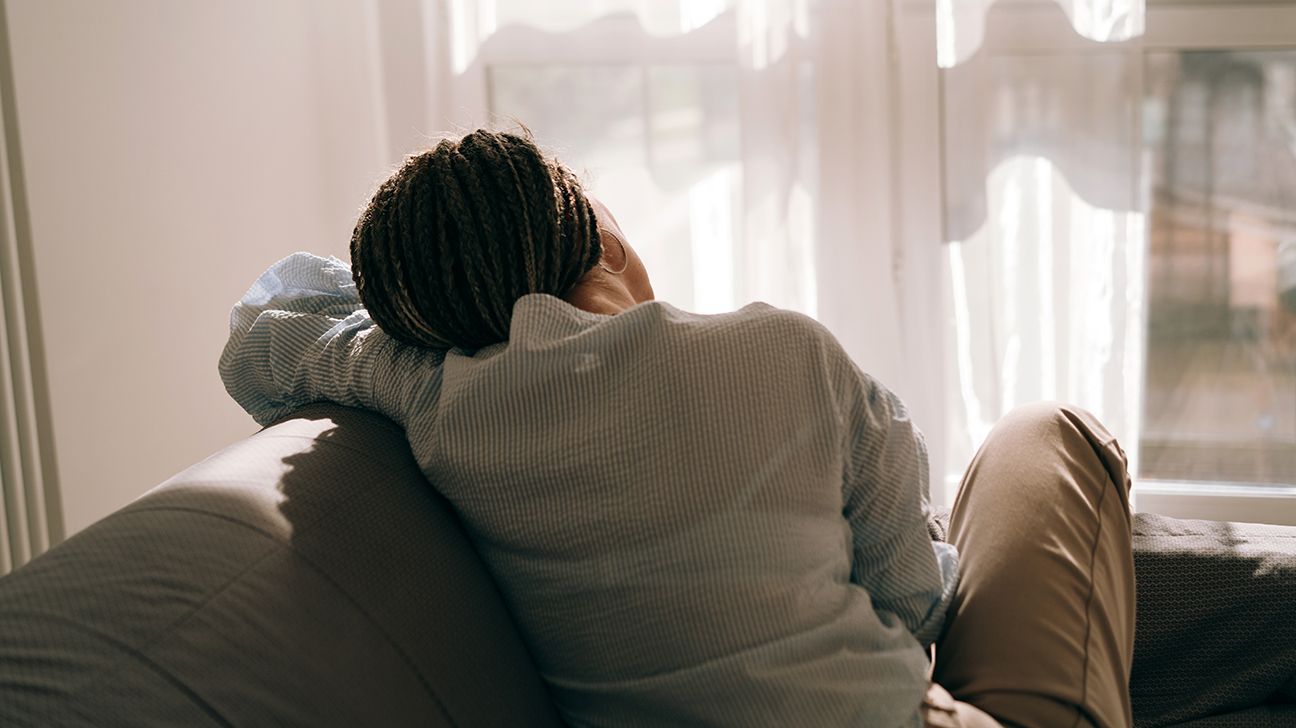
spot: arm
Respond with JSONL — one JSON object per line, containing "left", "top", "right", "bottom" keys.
{"left": 828, "top": 344, "right": 959, "bottom": 648}
{"left": 218, "top": 252, "right": 442, "bottom": 427}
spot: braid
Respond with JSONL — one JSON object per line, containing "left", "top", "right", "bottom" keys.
{"left": 487, "top": 131, "right": 546, "bottom": 290}
{"left": 556, "top": 164, "right": 601, "bottom": 291}
{"left": 401, "top": 157, "right": 450, "bottom": 341}
{"left": 510, "top": 134, "right": 564, "bottom": 291}
{"left": 351, "top": 177, "right": 443, "bottom": 348}
{"left": 350, "top": 129, "right": 603, "bottom": 350}
{"left": 431, "top": 148, "right": 495, "bottom": 334}
{"left": 390, "top": 157, "right": 450, "bottom": 345}
{"left": 476, "top": 132, "right": 538, "bottom": 293}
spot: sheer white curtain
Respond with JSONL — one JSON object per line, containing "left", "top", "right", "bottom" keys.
{"left": 938, "top": 0, "right": 1148, "bottom": 494}
{"left": 937, "top": 0, "right": 1144, "bottom": 68}
{"left": 378, "top": 0, "right": 1153, "bottom": 502}
{"left": 415, "top": 0, "right": 819, "bottom": 317}
{"left": 349, "top": 0, "right": 949, "bottom": 499}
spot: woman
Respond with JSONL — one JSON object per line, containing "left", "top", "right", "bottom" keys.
{"left": 220, "top": 129, "right": 1136, "bottom": 727}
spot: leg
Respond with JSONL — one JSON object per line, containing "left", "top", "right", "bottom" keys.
{"left": 933, "top": 403, "right": 1136, "bottom": 728}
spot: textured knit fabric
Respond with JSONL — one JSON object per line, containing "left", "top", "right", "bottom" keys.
{"left": 1127, "top": 514, "right": 1296, "bottom": 728}
{"left": 219, "top": 252, "right": 960, "bottom": 728}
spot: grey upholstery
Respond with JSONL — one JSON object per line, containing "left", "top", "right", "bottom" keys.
{"left": 6, "top": 403, "right": 1295, "bottom": 727}
{"left": 0, "top": 404, "right": 563, "bottom": 728}
{"left": 1127, "top": 514, "right": 1296, "bottom": 727}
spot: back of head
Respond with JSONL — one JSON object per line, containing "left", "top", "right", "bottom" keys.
{"left": 350, "top": 129, "right": 601, "bottom": 350}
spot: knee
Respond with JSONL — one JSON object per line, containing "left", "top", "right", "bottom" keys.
{"left": 997, "top": 402, "right": 1131, "bottom": 498}
{"left": 1000, "top": 401, "right": 1098, "bottom": 434}
{"left": 1000, "top": 402, "right": 1115, "bottom": 450}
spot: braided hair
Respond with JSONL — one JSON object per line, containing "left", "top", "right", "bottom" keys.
{"left": 350, "top": 129, "right": 602, "bottom": 350}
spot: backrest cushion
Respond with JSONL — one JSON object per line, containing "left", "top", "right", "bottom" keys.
{"left": 0, "top": 404, "right": 562, "bottom": 727}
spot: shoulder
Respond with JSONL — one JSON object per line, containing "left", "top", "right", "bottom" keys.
{"left": 639, "top": 300, "right": 834, "bottom": 342}
{"left": 714, "top": 305, "right": 883, "bottom": 404}
{"left": 624, "top": 301, "right": 846, "bottom": 377}
{"left": 706, "top": 302, "right": 843, "bottom": 360}
{"left": 732, "top": 302, "right": 834, "bottom": 339}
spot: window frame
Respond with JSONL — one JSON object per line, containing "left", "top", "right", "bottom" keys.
{"left": 900, "top": 0, "right": 1296, "bottom": 522}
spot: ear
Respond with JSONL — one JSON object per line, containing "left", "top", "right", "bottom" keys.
{"left": 598, "top": 228, "right": 629, "bottom": 275}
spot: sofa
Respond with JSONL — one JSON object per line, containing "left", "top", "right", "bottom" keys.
{"left": 2, "top": 403, "right": 1294, "bottom": 727}
{"left": 0, "top": 403, "right": 563, "bottom": 727}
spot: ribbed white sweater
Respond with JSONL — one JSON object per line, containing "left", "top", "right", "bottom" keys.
{"left": 220, "top": 252, "right": 959, "bottom": 728}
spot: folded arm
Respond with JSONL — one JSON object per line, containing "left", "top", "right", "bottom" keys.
{"left": 829, "top": 344, "right": 959, "bottom": 648}
{"left": 218, "top": 252, "right": 442, "bottom": 427}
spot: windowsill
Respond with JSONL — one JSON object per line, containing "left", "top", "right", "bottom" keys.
{"left": 1136, "top": 480, "right": 1296, "bottom": 498}
{"left": 1134, "top": 479, "right": 1296, "bottom": 526}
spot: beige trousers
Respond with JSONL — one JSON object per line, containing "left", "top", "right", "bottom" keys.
{"left": 925, "top": 403, "right": 1136, "bottom": 728}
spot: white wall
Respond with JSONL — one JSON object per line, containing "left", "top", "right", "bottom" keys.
{"left": 7, "top": 0, "right": 402, "bottom": 534}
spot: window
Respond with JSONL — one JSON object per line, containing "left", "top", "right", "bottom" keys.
{"left": 934, "top": 0, "right": 1296, "bottom": 522}
{"left": 1142, "top": 49, "right": 1296, "bottom": 488}
{"left": 418, "top": 0, "right": 1296, "bottom": 519}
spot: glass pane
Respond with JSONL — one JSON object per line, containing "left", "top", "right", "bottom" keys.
{"left": 1142, "top": 49, "right": 1296, "bottom": 486}
{"left": 489, "top": 64, "right": 741, "bottom": 313}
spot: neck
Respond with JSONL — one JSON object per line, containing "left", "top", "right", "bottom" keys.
{"left": 563, "top": 274, "right": 638, "bottom": 316}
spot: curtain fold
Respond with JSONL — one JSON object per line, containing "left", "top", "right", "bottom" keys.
{"left": 938, "top": 0, "right": 1144, "bottom": 68}
{"left": 939, "top": 0, "right": 1148, "bottom": 485}
{"left": 734, "top": 0, "right": 817, "bottom": 315}
{"left": 0, "top": 1, "right": 63, "bottom": 573}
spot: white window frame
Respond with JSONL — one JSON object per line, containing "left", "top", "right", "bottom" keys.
{"left": 894, "top": 0, "right": 1296, "bottom": 523}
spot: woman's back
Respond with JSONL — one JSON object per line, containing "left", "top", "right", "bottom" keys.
{"left": 406, "top": 294, "right": 939, "bottom": 726}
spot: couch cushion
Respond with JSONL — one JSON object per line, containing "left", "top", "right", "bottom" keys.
{"left": 0, "top": 403, "right": 562, "bottom": 727}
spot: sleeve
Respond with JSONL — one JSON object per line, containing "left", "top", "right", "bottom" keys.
{"left": 218, "top": 252, "right": 443, "bottom": 427}
{"left": 826, "top": 342, "right": 960, "bottom": 648}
